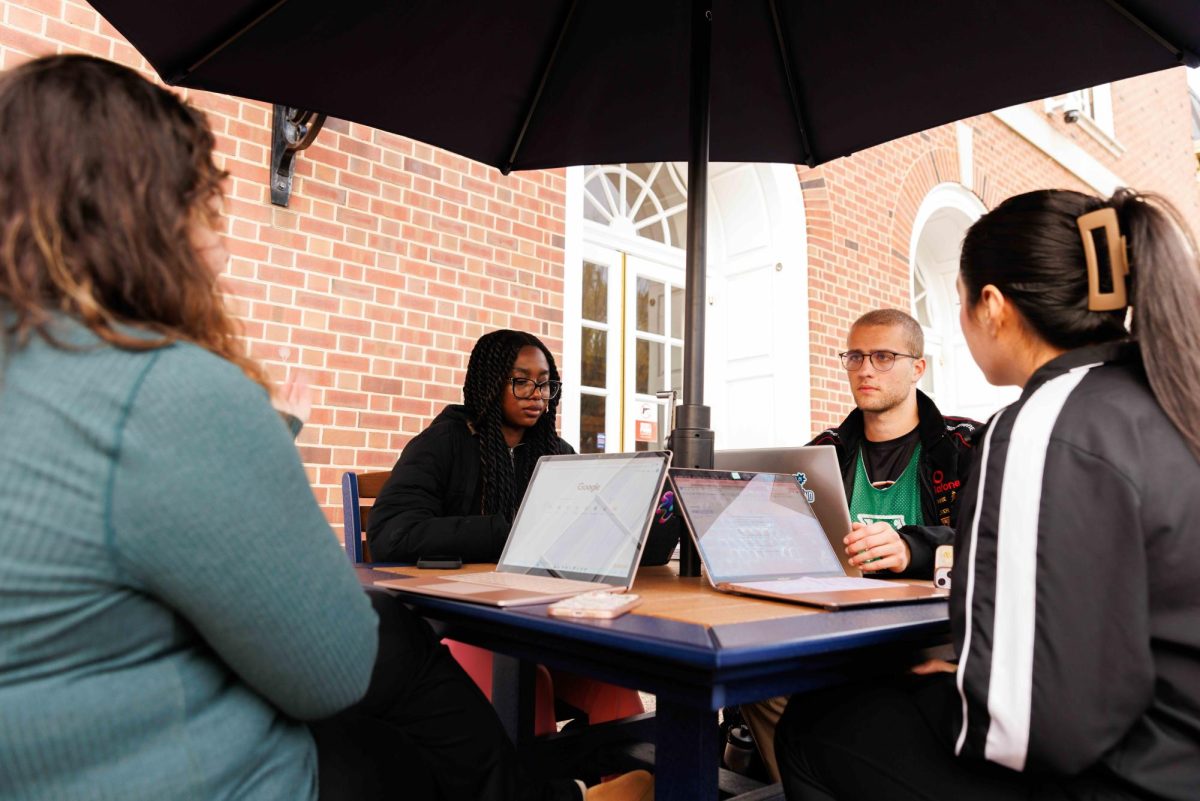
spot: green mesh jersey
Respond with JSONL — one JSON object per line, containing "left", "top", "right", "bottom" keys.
{"left": 849, "top": 444, "right": 925, "bottom": 529}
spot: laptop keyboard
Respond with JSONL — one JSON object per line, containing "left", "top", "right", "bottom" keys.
{"left": 447, "top": 571, "right": 608, "bottom": 593}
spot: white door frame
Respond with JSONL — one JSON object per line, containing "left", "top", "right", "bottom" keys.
{"left": 563, "top": 163, "right": 809, "bottom": 450}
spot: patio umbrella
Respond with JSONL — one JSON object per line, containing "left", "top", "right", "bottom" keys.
{"left": 87, "top": 0, "right": 1200, "bottom": 573}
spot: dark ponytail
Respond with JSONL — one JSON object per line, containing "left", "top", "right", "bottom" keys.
{"left": 462, "top": 329, "right": 564, "bottom": 518}
{"left": 1116, "top": 190, "right": 1200, "bottom": 462}
{"left": 961, "top": 188, "right": 1200, "bottom": 461}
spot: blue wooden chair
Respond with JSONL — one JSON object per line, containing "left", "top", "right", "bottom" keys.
{"left": 340, "top": 470, "right": 392, "bottom": 565}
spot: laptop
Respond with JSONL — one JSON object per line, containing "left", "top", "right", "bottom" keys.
{"left": 714, "top": 445, "right": 857, "bottom": 577}
{"left": 669, "top": 468, "right": 947, "bottom": 609}
{"left": 376, "top": 451, "right": 671, "bottom": 606}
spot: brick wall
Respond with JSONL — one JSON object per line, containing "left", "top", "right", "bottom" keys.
{"left": 802, "top": 67, "right": 1200, "bottom": 435}
{"left": 1, "top": 0, "right": 567, "bottom": 527}
{"left": 4, "top": 1, "right": 1198, "bottom": 530}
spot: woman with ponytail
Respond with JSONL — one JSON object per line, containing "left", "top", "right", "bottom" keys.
{"left": 775, "top": 188, "right": 1200, "bottom": 801}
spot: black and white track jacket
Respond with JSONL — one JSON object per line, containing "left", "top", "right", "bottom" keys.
{"left": 952, "top": 341, "right": 1200, "bottom": 799}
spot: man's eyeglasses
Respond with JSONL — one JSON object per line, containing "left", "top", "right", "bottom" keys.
{"left": 838, "top": 350, "right": 922, "bottom": 372}
{"left": 510, "top": 378, "right": 562, "bottom": 400}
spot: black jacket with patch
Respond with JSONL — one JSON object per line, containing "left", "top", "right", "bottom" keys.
{"left": 366, "top": 404, "right": 573, "bottom": 563}
{"left": 808, "top": 389, "right": 978, "bottom": 578}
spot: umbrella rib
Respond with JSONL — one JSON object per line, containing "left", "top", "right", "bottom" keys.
{"left": 767, "top": 0, "right": 815, "bottom": 167}
{"left": 173, "top": 0, "right": 296, "bottom": 83}
{"left": 1101, "top": 0, "right": 1190, "bottom": 63}
{"left": 502, "top": 0, "right": 580, "bottom": 174}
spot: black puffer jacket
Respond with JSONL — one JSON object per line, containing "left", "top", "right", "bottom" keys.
{"left": 366, "top": 405, "right": 573, "bottom": 563}
{"left": 808, "top": 390, "right": 978, "bottom": 577}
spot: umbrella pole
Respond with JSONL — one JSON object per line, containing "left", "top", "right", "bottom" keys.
{"left": 669, "top": 0, "right": 714, "bottom": 578}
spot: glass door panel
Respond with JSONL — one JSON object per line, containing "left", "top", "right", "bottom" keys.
{"left": 578, "top": 393, "right": 606, "bottom": 453}
{"left": 576, "top": 250, "right": 622, "bottom": 453}
{"left": 624, "top": 255, "right": 684, "bottom": 451}
{"left": 574, "top": 250, "right": 684, "bottom": 453}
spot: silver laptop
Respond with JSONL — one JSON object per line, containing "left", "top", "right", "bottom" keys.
{"left": 715, "top": 446, "right": 857, "bottom": 576}
{"left": 377, "top": 451, "right": 671, "bottom": 606}
{"left": 670, "top": 468, "right": 947, "bottom": 610}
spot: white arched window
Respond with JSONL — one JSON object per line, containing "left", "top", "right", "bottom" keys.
{"left": 909, "top": 183, "right": 1018, "bottom": 421}
{"left": 583, "top": 162, "right": 688, "bottom": 247}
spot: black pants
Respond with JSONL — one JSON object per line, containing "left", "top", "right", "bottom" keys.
{"left": 775, "top": 674, "right": 1146, "bottom": 801}
{"left": 310, "top": 589, "right": 580, "bottom": 801}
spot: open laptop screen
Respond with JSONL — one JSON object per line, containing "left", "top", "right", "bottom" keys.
{"left": 499, "top": 451, "right": 670, "bottom": 584}
{"left": 670, "top": 469, "right": 845, "bottom": 582}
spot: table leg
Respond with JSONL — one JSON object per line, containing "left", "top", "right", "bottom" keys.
{"left": 491, "top": 653, "right": 536, "bottom": 746}
{"left": 654, "top": 699, "right": 719, "bottom": 801}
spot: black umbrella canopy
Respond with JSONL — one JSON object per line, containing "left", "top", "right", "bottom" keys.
{"left": 90, "top": 0, "right": 1199, "bottom": 173}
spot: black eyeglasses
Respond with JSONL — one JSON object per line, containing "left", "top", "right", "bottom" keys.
{"left": 838, "top": 350, "right": 922, "bottom": 372}
{"left": 510, "top": 378, "right": 562, "bottom": 400}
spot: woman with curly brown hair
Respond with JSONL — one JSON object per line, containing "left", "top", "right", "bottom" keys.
{"left": 0, "top": 55, "right": 650, "bottom": 801}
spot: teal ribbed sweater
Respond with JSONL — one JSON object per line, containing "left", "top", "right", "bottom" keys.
{"left": 0, "top": 322, "right": 378, "bottom": 800}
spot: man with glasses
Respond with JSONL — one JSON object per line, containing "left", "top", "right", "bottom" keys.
{"left": 816, "top": 308, "right": 978, "bottom": 576}
{"left": 741, "top": 309, "right": 977, "bottom": 782}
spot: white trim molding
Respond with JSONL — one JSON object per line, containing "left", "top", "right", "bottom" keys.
{"left": 992, "top": 104, "right": 1126, "bottom": 195}
{"left": 561, "top": 165, "right": 585, "bottom": 449}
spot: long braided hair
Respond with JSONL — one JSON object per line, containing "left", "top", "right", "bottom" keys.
{"left": 462, "top": 330, "right": 564, "bottom": 518}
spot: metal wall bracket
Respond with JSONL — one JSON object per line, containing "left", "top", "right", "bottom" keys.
{"left": 270, "top": 104, "right": 326, "bottom": 207}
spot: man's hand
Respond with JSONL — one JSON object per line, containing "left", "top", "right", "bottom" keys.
{"left": 910, "top": 658, "right": 957, "bottom": 675}
{"left": 844, "top": 521, "right": 911, "bottom": 573}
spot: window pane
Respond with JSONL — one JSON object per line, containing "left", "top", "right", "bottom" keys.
{"left": 580, "top": 326, "right": 607, "bottom": 388}
{"left": 584, "top": 172, "right": 620, "bottom": 225}
{"left": 582, "top": 261, "right": 608, "bottom": 322}
{"left": 636, "top": 338, "right": 665, "bottom": 395}
{"left": 913, "top": 267, "right": 932, "bottom": 328}
{"left": 671, "top": 285, "right": 684, "bottom": 339}
{"left": 637, "top": 278, "right": 665, "bottom": 335}
{"left": 631, "top": 162, "right": 688, "bottom": 248}
{"left": 671, "top": 346, "right": 682, "bottom": 394}
{"left": 579, "top": 394, "right": 606, "bottom": 454}
{"left": 920, "top": 353, "right": 936, "bottom": 397}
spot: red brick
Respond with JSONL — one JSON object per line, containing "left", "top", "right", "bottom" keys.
{"left": 329, "top": 317, "right": 372, "bottom": 336}
{"left": 256, "top": 264, "right": 306, "bottom": 288}
{"left": 358, "top": 412, "right": 401, "bottom": 431}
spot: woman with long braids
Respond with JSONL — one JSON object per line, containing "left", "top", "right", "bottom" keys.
{"left": 0, "top": 55, "right": 653, "bottom": 801}
{"left": 369, "top": 329, "right": 645, "bottom": 727}
{"left": 370, "top": 329, "right": 572, "bottom": 562}
{"left": 775, "top": 188, "right": 1200, "bottom": 801}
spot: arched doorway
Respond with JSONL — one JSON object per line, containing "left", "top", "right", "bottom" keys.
{"left": 910, "top": 184, "right": 1018, "bottom": 421}
{"left": 562, "top": 162, "right": 809, "bottom": 452}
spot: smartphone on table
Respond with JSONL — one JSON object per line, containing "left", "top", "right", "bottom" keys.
{"left": 547, "top": 592, "right": 641, "bottom": 619}
{"left": 416, "top": 555, "right": 463, "bottom": 569}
